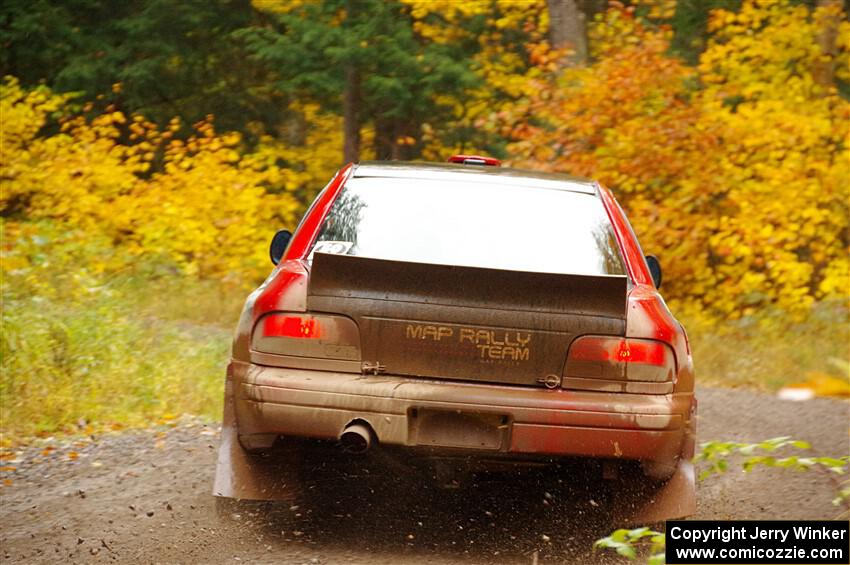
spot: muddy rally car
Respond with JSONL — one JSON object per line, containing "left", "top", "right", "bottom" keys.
{"left": 214, "top": 156, "right": 697, "bottom": 523}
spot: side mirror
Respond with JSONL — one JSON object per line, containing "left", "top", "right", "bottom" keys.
{"left": 269, "top": 229, "right": 292, "bottom": 265}
{"left": 645, "top": 255, "right": 662, "bottom": 289}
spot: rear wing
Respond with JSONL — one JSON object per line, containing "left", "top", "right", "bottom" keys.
{"left": 308, "top": 252, "right": 628, "bottom": 320}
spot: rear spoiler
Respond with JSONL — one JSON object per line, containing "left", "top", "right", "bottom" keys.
{"left": 308, "top": 252, "right": 628, "bottom": 320}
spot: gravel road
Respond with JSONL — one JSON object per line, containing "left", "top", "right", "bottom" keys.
{"left": 2, "top": 386, "right": 847, "bottom": 564}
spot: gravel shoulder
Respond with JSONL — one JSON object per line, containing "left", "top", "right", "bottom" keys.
{"left": 1, "top": 385, "right": 847, "bottom": 564}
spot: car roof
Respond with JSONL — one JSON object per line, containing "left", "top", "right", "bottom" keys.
{"left": 353, "top": 161, "right": 598, "bottom": 195}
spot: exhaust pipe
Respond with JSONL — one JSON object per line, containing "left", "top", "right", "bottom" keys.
{"left": 339, "top": 423, "right": 373, "bottom": 454}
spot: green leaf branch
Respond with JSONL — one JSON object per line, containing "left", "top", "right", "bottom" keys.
{"left": 594, "top": 527, "right": 665, "bottom": 565}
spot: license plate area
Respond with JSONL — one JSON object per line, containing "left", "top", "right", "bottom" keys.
{"left": 408, "top": 408, "right": 509, "bottom": 450}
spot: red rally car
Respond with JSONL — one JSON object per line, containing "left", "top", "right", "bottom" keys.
{"left": 214, "top": 156, "right": 697, "bottom": 522}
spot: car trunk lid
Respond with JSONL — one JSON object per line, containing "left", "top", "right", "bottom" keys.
{"left": 307, "top": 252, "right": 627, "bottom": 387}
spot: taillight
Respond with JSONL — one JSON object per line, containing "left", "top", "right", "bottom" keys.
{"left": 262, "top": 315, "right": 322, "bottom": 339}
{"left": 565, "top": 336, "right": 675, "bottom": 383}
{"left": 252, "top": 313, "right": 360, "bottom": 361}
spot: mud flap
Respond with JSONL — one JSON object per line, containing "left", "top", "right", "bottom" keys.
{"left": 612, "top": 458, "right": 696, "bottom": 526}
{"left": 212, "top": 378, "right": 292, "bottom": 501}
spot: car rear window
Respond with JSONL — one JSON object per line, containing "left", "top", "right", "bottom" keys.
{"left": 311, "top": 177, "right": 627, "bottom": 277}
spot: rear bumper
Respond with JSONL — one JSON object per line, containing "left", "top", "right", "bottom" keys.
{"left": 231, "top": 360, "right": 693, "bottom": 468}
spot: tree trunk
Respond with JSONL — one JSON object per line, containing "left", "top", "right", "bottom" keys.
{"left": 373, "top": 116, "right": 394, "bottom": 160}
{"left": 342, "top": 65, "right": 361, "bottom": 163}
{"left": 390, "top": 119, "right": 402, "bottom": 161}
{"left": 546, "top": 0, "right": 587, "bottom": 66}
{"left": 813, "top": 0, "right": 841, "bottom": 92}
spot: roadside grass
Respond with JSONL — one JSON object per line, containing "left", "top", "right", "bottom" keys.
{"left": 1, "top": 277, "right": 238, "bottom": 442}
{"left": 682, "top": 300, "right": 850, "bottom": 392}
{"left": 0, "top": 224, "right": 245, "bottom": 443}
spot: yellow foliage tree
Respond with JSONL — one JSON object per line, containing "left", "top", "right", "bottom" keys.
{"left": 246, "top": 102, "right": 355, "bottom": 205}
{"left": 1, "top": 77, "right": 301, "bottom": 286}
{"left": 501, "top": 1, "right": 849, "bottom": 319}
